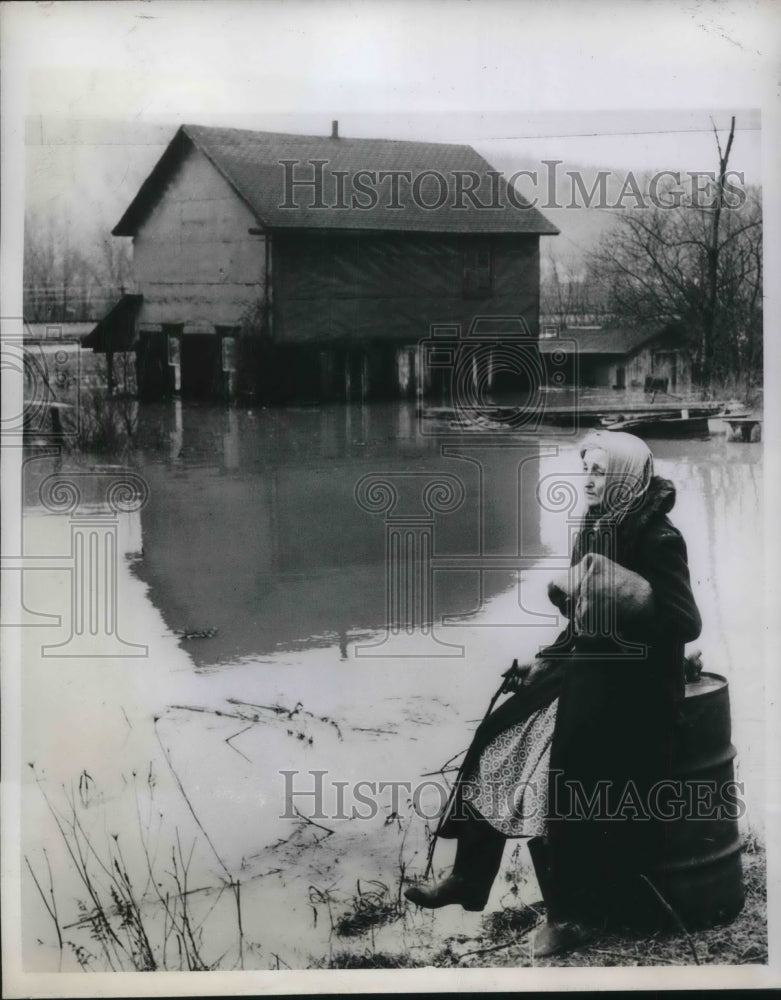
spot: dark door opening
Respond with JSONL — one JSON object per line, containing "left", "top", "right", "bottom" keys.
{"left": 136, "top": 331, "right": 173, "bottom": 400}
{"left": 181, "top": 334, "right": 221, "bottom": 399}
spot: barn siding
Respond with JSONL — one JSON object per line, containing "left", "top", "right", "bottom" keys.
{"left": 272, "top": 232, "right": 540, "bottom": 343}
{"left": 133, "top": 147, "right": 266, "bottom": 328}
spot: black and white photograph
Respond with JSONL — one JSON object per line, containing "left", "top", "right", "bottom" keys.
{"left": 1, "top": 1, "right": 779, "bottom": 994}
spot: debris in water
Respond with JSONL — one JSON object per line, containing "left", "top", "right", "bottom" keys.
{"left": 173, "top": 627, "right": 218, "bottom": 640}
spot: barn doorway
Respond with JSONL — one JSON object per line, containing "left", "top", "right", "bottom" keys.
{"left": 136, "top": 331, "right": 173, "bottom": 400}
{"left": 180, "top": 334, "right": 220, "bottom": 399}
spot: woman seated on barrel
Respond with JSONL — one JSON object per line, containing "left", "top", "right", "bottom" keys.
{"left": 405, "top": 431, "right": 702, "bottom": 956}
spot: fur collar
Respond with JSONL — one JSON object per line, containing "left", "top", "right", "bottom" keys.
{"left": 574, "top": 475, "right": 677, "bottom": 565}
{"left": 625, "top": 474, "right": 676, "bottom": 529}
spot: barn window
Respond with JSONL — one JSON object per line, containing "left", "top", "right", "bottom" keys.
{"left": 463, "top": 241, "right": 492, "bottom": 298}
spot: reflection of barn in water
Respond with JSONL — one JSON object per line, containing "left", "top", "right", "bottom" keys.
{"left": 86, "top": 123, "right": 557, "bottom": 404}
{"left": 129, "top": 403, "right": 544, "bottom": 665}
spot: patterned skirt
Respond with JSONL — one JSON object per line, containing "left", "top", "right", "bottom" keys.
{"left": 463, "top": 698, "right": 558, "bottom": 838}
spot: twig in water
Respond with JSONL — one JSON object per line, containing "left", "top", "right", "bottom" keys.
{"left": 293, "top": 806, "right": 334, "bottom": 839}
{"left": 154, "top": 722, "right": 231, "bottom": 880}
{"left": 228, "top": 698, "right": 344, "bottom": 739}
{"left": 639, "top": 874, "right": 700, "bottom": 966}
{"left": 225, "top": 725, "right": 254, "bottom": 762}
{"left": 169, "top": 704, "right": 249, "bottom": 722}
{"left": 227, "top": 698, "right": 295, "bottom": 717}
{"left": 25, "top": 854, "right": 64, "bottom": 967}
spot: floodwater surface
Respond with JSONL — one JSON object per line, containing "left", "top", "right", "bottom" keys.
{"left": 19, "top": 400, "right": 764, "bottom": 971}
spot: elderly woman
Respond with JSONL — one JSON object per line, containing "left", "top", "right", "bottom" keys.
{"left": 406, "top": 431, "right": 702, "bottom": 956}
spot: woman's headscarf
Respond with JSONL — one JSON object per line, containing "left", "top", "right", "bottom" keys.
{"left": 578, "top": 430, "right": 654, "bottom": 524}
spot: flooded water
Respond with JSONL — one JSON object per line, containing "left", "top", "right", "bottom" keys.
{"left": 19, "top": 400, "right": 764, "bottom": 971}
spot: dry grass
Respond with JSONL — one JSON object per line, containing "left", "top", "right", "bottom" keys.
{"left": 314, "top": 837, "right": 766, "bottom": 971}
{"left": 26, "top": 764, "right": 250, "bottom": 972}
{"left": 311, "top": 950, "right": 423, "bottom": 969}
{"left": 457, "top": 841, "right": 767, "bottom": 969}
{"left": 334, "top": 880, "right": 403, "bottom": 938}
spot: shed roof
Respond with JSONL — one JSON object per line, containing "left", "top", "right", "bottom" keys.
{"left": 82, "top": 294, "right": 142, "bottom": 352}
{"left": 113, "top": 124, "right": 559, "bottom": 237}
{"left": 24, "top": 322, "right": 96, "bottom": 341}
{"left": 539, "top": 326, "right": 675, "bottom": 356}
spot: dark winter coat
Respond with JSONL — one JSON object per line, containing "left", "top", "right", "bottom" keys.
{"left": 440, "top": 474, "right": 702, "bottom": 930}
{"left": 545, "top": 474, "right": 702, "bottom": 926}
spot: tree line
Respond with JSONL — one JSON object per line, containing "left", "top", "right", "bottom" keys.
{"left": 541, "top": 119, "right": 762, "bottom": 394}
{"left": 23, "top": 213, "right": 132, "bottom": 323}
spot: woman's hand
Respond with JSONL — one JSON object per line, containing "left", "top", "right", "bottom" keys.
{"left": 502, "top": 658, "right": 559, "bottom": 693}
{"left": 502, "top": 660, "right": 532, "bottom": 693}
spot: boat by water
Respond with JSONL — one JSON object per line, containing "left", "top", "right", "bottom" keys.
{"left": 601, "top": 412, "right": 712, "bottom": 439}
{"left": 418, "top": 394, "right": 738, "bottom": 439}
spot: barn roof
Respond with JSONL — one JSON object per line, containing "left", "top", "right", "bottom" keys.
{"left": 539, "top": 326, "right": 675, "bottom": 355}
{"left": 113, "top": 124, "right": 559, "bottom": 237}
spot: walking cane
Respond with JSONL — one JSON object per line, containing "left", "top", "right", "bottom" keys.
{"left": 422, "top": 658, "right": 522, "bottom": 881}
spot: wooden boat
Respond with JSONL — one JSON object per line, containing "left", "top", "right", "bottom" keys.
{"left": 602, "top": 413, "right": 711, "bottom": 439}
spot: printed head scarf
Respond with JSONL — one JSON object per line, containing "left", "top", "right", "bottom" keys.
{"left": 578, "top": 430, "right": 654, "bottom": 523}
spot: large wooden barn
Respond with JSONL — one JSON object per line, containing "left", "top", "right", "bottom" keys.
{"left": 92, "top": 123, "right": 558, "bottom": 402}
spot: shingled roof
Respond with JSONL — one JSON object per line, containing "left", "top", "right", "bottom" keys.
{"left": 539, "top": 326, "right": 673, "bottom": 355}
{"left": 113, "top": 124, "right": 559, "bottom": 237}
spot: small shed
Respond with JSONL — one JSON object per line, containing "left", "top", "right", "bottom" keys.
{"left": 24, "top": 322, "right": 96, "bottom": 343}
{"left": 539, "top": 324, "right": 693, "bottom": 393}
{"left": 100, "top": 123, "right": 558, "bottom": 402}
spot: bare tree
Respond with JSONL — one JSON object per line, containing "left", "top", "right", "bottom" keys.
{"left": 588, "top": 119, "right": 762, "bottom": 391}
{"left": 24, "top": 212, "right": 132, "bottom": 323}
{"left": 540, "top": 249, "right": 611, "bottom": 328}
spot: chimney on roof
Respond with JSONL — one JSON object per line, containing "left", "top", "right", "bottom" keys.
{"left": 331, "top": 119, "right": 339, "bottom": 139}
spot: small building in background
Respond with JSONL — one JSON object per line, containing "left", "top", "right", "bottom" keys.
{"left": 24, "top": 322, "right": 96, "bottom": 343}
{"left": 539, "top": 324, "right": 693, "bottom": 394}
{"left": 87, "top": 123, "right": 558, "bottom": 403}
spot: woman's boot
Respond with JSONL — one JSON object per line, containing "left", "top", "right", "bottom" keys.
{"left": 527, "top": 836, "right": 595, "bottom": 957}
{"left": 405, "top": 808, "right": 505, "bottom": 912}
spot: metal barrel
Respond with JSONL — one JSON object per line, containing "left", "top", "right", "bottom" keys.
{"left": 651, "top": 671, "right": 745, "bottom": 929}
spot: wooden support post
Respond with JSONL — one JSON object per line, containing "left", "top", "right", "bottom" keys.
{"left": 344, "top": 350, "right": 352, "bottom": 402}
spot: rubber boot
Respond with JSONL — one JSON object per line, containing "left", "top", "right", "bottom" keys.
{"left": 405, "top": 808, "right": 505, "bottom": 912}
{"left": 527, "top": 836, "right": 595, "bottom": 957}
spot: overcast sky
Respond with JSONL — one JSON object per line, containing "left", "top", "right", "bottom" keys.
{"left": 4, "top": 0, "right": 775, "bottom": 176}
{"left": 2, "top": 0, "right": 778, "bottom": 287}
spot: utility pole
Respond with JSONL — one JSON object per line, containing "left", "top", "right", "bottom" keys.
{"left": 701, "top": 115, "right": 736, "bottom": 387}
